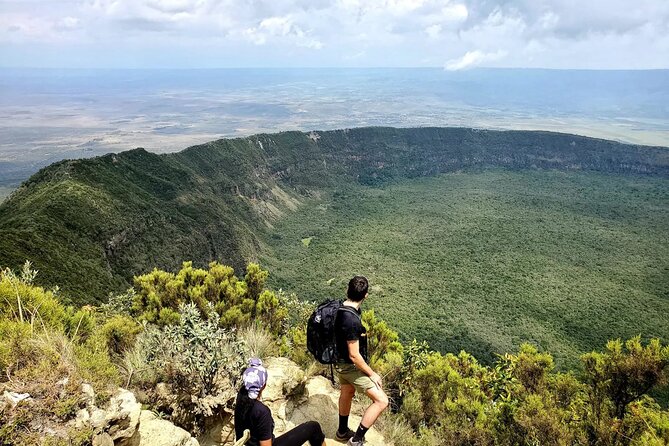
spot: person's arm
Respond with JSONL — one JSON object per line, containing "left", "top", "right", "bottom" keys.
{"left": 347, "top": 339, "right": 383, "bottom": 389}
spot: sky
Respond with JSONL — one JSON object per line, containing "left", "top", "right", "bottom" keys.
{"left": 1, "top": 0, "right": 669, "bottom": 69}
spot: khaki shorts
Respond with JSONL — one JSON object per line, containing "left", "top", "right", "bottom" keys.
{"left": 334, "top": 363, "right": 376, "bottom": 393}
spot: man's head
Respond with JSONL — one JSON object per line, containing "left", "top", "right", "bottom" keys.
{"left": 347, "top": 275, "right": 369, "bottom": 302}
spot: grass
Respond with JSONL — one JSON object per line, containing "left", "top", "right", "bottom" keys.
{"left": 260, "top": 169, "right": 669, "bottom": 368}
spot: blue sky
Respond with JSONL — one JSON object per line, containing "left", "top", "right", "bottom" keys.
{"left": 1, "top": 0, "right": 668, "bottom": 69}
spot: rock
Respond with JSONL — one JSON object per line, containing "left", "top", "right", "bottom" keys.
{"left": 284, "top": 376, "right": 391, "bottom": 446}
{"left": 93, "top": 389, "right": 141, "bottom": 441}
{"left": 74, "top": 408, "right": 90, "bottom": 429}
{"left": 92, "top": 433, "right": 114, "bottom": 446}
{"left": 90, "top": 408, "right": 107, "bottom": 430}
{"left": 263, "top": 357, "right": 305, "bottom": 402}
{"left": 195, "top": 414, "right": 234, "bottom": 446}
{"left": 259, "top": 357, "right": 307, "bottom": 435}
{"left": 286, "top": 377, "right": 339, "bottom": 437}
{"left": 81, "top": 383, "right": 95, "bottom": 408}
{"left": 122, "top": 410, "right": 199, "bottom": 446}
{"left": 2, "top": 391, "right": 32, "bottom": 408}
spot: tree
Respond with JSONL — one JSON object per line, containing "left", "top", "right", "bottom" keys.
{"left": 582, "top": 337, "right": 669, "bottom": 445}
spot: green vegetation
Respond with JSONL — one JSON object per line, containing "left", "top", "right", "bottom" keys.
{"left": 1, "top": 127, "right": 667, "bottom": 306}
{"left": 1, "top": 127, "right": 667, "bottom": 369}
{"left": 261, "top": 170, "right": 669, "bottom": 368}
{"left": 1, "top": 262, "right": 668, "bottom": 445}
{"left": 391, "top": 338, "right": 669, "bottom": 446}
{"left": 0, "top": 263, "right": 120, "bottom": 445}
{"left": 0, "top": 262, "right": 294, "bottom": 443}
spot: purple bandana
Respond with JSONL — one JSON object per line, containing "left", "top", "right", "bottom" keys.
{"left": 242, "top": 358, "right": 268, "bottom": 400}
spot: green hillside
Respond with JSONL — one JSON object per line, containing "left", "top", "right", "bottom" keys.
{"left": 260, "top": 169, "right": 669, "bottom": 368}
{"left": 0, "top": 126, "right": 667, "bottom": 365}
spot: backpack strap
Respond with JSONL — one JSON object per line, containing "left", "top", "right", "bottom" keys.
{"left": 338, "top": 305, "right": 361, "bottom": 321}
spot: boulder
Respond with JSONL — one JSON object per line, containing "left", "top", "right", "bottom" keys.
{"left": 123, "top": 410, "right": 199, "bottom": 446}
{"left": 262, "top": 357, "right": 305, "bottom": 402}
{"left": 91, "top": 388, "right": 141, "bottom": 441}
{"left": 81, "top": 383, "right": 96, "bottom": 408}
{"left": 287, "top": 376, "right": 338, "bottom": 435}
{"left": 284, "top": 376, "right": 391, "bottom": 446}
{"left": 260, "top": 357, "right": 307, "bottom": 434}
{"left": 74, "top": 408, "right": 90, "bottom": 429}
{"left": 92, "top": 432, "right": 114, "bottom": 446}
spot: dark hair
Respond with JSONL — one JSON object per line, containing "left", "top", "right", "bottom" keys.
{"left": 234, "top": 385, "right": 255, "bottom": 425}
{"left": 347, "top": 276, "right": 369, "bottom": 302}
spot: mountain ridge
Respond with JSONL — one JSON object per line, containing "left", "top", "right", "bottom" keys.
{"left": 1, "top": 126, "right": 667, "bottom": 305}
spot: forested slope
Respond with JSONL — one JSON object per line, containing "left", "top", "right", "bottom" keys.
{"left": 0, "top": 127, "right": 667, "bottom": 305}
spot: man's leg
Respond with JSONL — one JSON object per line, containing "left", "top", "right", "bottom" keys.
{"left": 339, "top": 383, "right": 355, "bottom": 416}
{"left": 337, "top": 383, "right": 356, "bottom": 438}
{"left": 350, "top": 386, "right": 388, "bottom": 444}
{"left": 361, "top": 386, "right": 388, "bottom": 427}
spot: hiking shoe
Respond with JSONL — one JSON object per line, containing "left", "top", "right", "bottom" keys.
{"left": 335, "top": 428, "right": 355, "bottom": 442}
{"left": 347, "top": 438, "right": 365, "bottom": 446}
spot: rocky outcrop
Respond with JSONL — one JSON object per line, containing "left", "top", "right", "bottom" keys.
{"left": 72, "top": 387, "right": 199, "bottom": 446}
{"left": 12, "top": 356, "right": 389, "bottom": 446}
{"left": 123, "top": 410, "right": 199, "bottom": 446}
{"left": 198, "top": 357, "right": 392, "bottom": 446}
{"left": 260, "top": 358, "right": 392, "bottom": 446}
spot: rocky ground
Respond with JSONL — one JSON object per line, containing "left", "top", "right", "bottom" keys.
{"left": 3, "top": 357, "right": 391, "bottom": 446}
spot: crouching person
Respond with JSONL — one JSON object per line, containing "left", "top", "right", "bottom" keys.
{"left": 235, "top": 358, "right": 327, "bottom": 446}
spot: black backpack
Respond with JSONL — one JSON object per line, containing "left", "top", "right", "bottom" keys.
{"left": 307, "top": 299, "right": 359, "bottom": 364}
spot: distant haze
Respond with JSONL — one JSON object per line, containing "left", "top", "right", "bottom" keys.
{"left": 0, "top": 68, "right": 668, "bottom": 189}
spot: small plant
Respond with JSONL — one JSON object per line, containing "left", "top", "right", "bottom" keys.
{"left": 100, "top": 289, "right": 136, "bottom": 317}
{"left": 238, "top": 323, "right": 277, "bottom": 360}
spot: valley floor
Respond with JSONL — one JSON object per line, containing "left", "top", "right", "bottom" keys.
{"left": 261, "top": 169, "right": 669, "bottom": 368}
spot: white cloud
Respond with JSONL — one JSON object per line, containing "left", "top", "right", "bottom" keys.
{"left": 444, "top": 49, "right": 507, "bottom": 70}
{"left": 425, "top": 24, "right": 441, "bottom": 39}
{"left": 386, "top": 0, "right": 426, "bottom": 16}
{"left": 243, "top": 15, "right": 323, "bottom": 49}
{"left": 0, "top": 0, "right": 667, "bottom": 68}
{"left": 441, "top": 3, "right": 468, "bottom": 22}
{"left": 57, "top": 16, "right": 81, "bottom": 30}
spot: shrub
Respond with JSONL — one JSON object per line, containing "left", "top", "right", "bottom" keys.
{"left": 0, "top": 318, "right": 32, "bottom": 373}
{"left": 131, "top": 303, "right": 248, "bottom": 434}
{"left": 0, "top": 265, "right": 120, "bottom": 445}
{"left": 581, "top": 337, "right": 669, "bottom": 444}
{"left": 131, "top": 262, "right": 290, "bottom": 333}
{"left": 0, "top": 263, "right": 67, "bottom": 331}
{"left": 277, "top": 291, "right": 315, "bottom": 367}
{"left": 238, "top": 323, "right": 277, "bottom": 360}
{"left": 93, "top": 315, "right": 141, "bottom": 357}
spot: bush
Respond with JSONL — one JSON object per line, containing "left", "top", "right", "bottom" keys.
{"left": 0, "top": 265, "right": 120, "bottom": 445}
{"left": 129, "top": 303, "right": 248, "bottom": 434}
{"left": 131, "top": 262, "right": 290, "bottom": 333}
{"left": 239, "top": 324, "right": 277, "bottom": 360}
{"left": 0, "top": 263, "right": 67, "bottom": 331}
{"left": 93, "top": 315, "right": 141, "bottom": 357}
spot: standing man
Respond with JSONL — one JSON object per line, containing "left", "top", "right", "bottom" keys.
{"left": 334, "top": 276, "right": 389, "bottom": 446}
